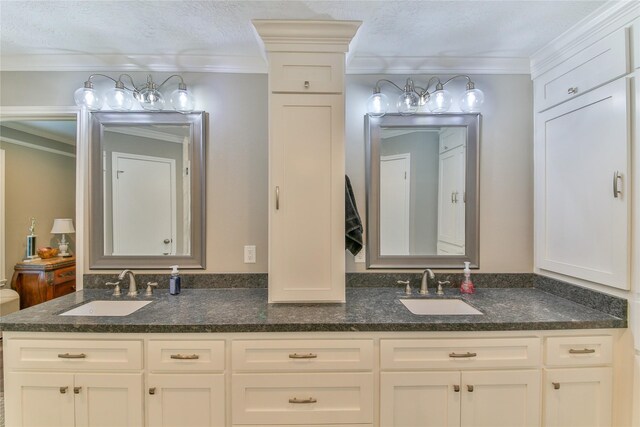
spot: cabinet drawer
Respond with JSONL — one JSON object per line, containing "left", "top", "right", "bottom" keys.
{"left": 232, "top": 372, "right": 373, "bottom": 425}
{"left": 545, "top": 336, "right": 613, "bottom": 366}
{"left": 52, "top": 280, "right": 75, "bottom": 298}
{"left": 269, "top": 52, "right": 344, "bottom": 93}
{"left": 232, "top": 339, "right": 373, "bottom": 372}
{"left": 535, "top": 27, "right": 629, "bottom": 111}
{"left": 147, "top": 340, "right": 225, "bottom": 372}
{"left": 5, "top": 338, "right": 142, "bottom": 371}
{"left": 53, "top": 266, "right": 75, "bottom": 285}
{"left": 380, "top": 337, "right": 540, "bottom": 370}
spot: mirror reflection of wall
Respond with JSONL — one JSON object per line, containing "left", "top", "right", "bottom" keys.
{"left": 0, "top": 120, "right": 76, "bottom": 282}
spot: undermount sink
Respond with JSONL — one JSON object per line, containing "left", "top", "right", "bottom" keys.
{"left": 400, "top": 298, "right": 483, "bottom": 315}
{"left": 60, "top": 300, "right": 152, "bottom": 317}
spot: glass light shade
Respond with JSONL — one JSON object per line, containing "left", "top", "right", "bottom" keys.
{"left": 139, "top": 87, "right": 165, "bottom": 111}
{"left": 105, "top": 87, "right": 134, "bottom": 111}
{"left": 396, "top": 91, "right": 420, "bottom": 115}
{"left": 74, "top": 86, "right": 103, "bottom": 111}
{"left": 459, "top": 88, "right": 485, "bottom": 113}
{"left": 366, "top": 92, "right": 389, "bottom": 117}
{"left": 170, "top": 88, "right": 195, "bottom": 113}
{"left": 427, "top": 89, "right": 453, "bottom": 113}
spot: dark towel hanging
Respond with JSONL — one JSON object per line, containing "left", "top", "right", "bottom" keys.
{"left": 345, "top": 175, "right": 364, "bottom": 256}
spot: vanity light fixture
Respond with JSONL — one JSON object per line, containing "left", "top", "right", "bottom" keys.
{"left": 366, "top": 75, "right": 484, "bottom": 117}
{"left": 74, "top": 74, "right": 195, "bottom": 112}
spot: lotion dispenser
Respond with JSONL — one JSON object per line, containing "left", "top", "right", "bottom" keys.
{"left": 169, "top": 265, "right": 181, "bottom": 295}
{"left": 460, "top": 262, "right": 475, "bottom": 294}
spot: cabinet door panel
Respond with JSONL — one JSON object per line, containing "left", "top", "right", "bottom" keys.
{"left": 74, "top": 373, "right": 143, "bottom": 427}
{"left": 380, "top": 371, "right": 460, "bottom": 427}
{"left": 5, "top": 372, "right": 75, "bottom": 427}
{"left": 461, "top": 370, "right": 540, "bottom": 427}
{"left": 535, "top": 78, "right": 629, "bottom": 289}
{"left": 147, "top": 374, "right": 225, "bottom": 427}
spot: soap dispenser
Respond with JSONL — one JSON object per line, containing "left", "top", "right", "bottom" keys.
{"left": 460, "top": 262, "right": 475, "bottom": 294}
{"left": 169, "top": 265, "right": 181, "bottom": 295}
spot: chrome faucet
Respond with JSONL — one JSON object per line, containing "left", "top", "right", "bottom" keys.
{"left": 118, "top": 269, "right": 138, "bottom": 296}
{"left": 420, "top": 269, "right": 435, "bottom": 295}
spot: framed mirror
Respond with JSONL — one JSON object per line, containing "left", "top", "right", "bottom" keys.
{"left": 89, "top": 111, "right": 206, "bottom": 269}
{"left": 365, "top": 113, "right": 480, "bottom": 269}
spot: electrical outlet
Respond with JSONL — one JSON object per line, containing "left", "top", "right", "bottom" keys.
{"left": 244, "top": 245, "right": 256, "bottom": 263}
{"left": 354, "top": 247, "right": 366, "bottom": 263}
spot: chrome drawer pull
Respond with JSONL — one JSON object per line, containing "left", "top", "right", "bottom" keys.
{"left": 58, "top": 353, "right": 86, "bottom": 359}
{"left": 552, "top": 382, "right": 560, "bottom": 390}
{"left": 453, "top": 385, "right": 460, "bottom": 392}
{"left": 170, "top": 353, "right": 200, "bottom": 360}
{"left": 149, "top": 387, "right": 156, "bottom": 395}
{"left": 467, "top": 385, "right": 474, "bottom": 392}
{"left": 59, "top": 386, "right": 68, "bottom": 394}
{"left": 613, "top": 171, "right": 622, "bottom": 198}
{"left": 568, "top": 348, "right": 596, "bottom": 354}
{"left": 449, "top": 352, "right": 477, "bottom": 358}
{"left": 289, "top": 397, "right": 317, "bottom": 404}
{"left": 289, "top": 353, "right": 318, "bottom": 359}
{"left": 74, "top": 387, "right": 81, "bottom": 394}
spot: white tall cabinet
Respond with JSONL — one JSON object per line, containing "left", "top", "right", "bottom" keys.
{"left": 437, "top": 128, "right": 466, "bottom": 256}
{"left": 253, "top": 20, "right": 360, "bottom": 302}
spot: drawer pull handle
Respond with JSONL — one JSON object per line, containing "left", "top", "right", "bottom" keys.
{"left": 74, "top": 387, "right": 81, "bottom": 394}
{"left": 449, "top": 352, "right": 477, "bottom": 358}
{"left": 289, "top": 353, "right": 318, "bottom": 359}
{"left": 552, "top": 382, "right": 560, "bottom": 390}
{"left": 59, "top": 271, "right": 75, "bottom": 278}
{"left": 467, "top": 385, "right": 474, "bottom": 392}
{"left": 289, "top": 397, "right": 317, "bottom": 404}
{"left": 567, "top": 87, "right": 578, "bottom": 95}
{"left": 304, "top": 81, "right": 310, "bottom": 89}
{"left": 569, "top": 348, "right": 596, "bottom": 354}
{"left": 613, "top": 171, "right": 622, "bottom": 198}
{"left": 59, "top": 386, "right": 68, "bottom": 394}
{"left": 170, "top": 353, "right": 200, "bottom": 360}
{"left": 58, "top": 353, "right": 86, "bottom": 359}
{"left": 453, "top": 385, "right": 460, "bottom": 392}
{"left": 149, "top": 387, "right": 156, "bottom": 395}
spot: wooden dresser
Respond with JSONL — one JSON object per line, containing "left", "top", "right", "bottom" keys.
{"left": 10, "top": 256, "right": 76, "bottom": 309}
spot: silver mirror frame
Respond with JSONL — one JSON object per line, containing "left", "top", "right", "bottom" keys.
{"left": 89, "top": 111, "right": 207, "bottom": 269}
{"left": 365, "top": 113, "right": 480, "bottom": 269}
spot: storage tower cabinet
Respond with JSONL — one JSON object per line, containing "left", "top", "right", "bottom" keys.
{"left": 252, "top": 20, "right": 361, "bottom": 303}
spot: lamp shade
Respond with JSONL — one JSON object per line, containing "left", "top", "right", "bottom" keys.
{"left": 51, "top": 218, "right": 75, "bottom": 234}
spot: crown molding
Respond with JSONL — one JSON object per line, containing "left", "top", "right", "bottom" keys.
{"left": 1, "top": 121, "right": 75, "bottom": 145}
{"left": 0, "top": 136, "right": 75, "bottom": 158}
{"left": 252, "top": 20, "right": 362, "bottom": 53}
{"left": 530, "top": 1, "right": 640, "bottom": 79}
{"left": 347, "top": 55, "right": 531, "bottom": 75}
{"left": 105, "top": 126, "right": 185, "bottom": 144}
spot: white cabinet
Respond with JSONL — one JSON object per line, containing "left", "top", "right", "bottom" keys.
{"left": 437, "top": 139, "right": 466, "bottom": 255}
{"left": 253, "top": 20, "right": 360, "bottom": 303}
{"left": 534, "top": 78, "right": 630, "bottom": 289}
{"left": 4, "top": 337, "right": 144, "bottom": 426}
{"left": 146, "top": 339, "right": 226, "bottom": 427}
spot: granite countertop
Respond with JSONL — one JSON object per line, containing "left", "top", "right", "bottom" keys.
{"left": 0, "top": 287, "right": 626, "bottom": 333}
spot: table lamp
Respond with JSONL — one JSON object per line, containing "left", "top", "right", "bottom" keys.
{"left": 51, "top": 218, "right": 75, "bottom": 257}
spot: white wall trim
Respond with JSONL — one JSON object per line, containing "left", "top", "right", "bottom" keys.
{"left": 0, "top": 149, "right": 5, "bottom": 282}
{"left": 530, "top": 1, "right": 640, "bottom": 79}
{"left": 1, "top": 121, "right": 75, "bottom": 145}
{"left": 105, "top": 126, "right": 184, "bottom": 144}
{"left": 347, "top": 56, "right": 531, "bottom": 75}
{"left": 0, "top": 136, "right": 75, "bottom": 158}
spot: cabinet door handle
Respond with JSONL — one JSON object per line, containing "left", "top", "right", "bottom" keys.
{"left": 289, "top": 352, "right": 318, "bottom": 359}
{"left": 74, "top": 387, "right": 81, "bottom": 394}
{"left": 552, "top": 382, "right": 560, "bottom": 390}
{"left": 613, "top": 171, "right": 622, "bottom": 198}
{"left": 304, "top": 81, "right": 310, "bottom": 89}
{"left": 276, "top": 186, "right": 280, "bottom": 210}
{"left": 58, "top": 353, "right": 86, "bottom": 359}
{"left": 451, "top": 192, "right": 455, "bottom": 203}
{"left": 170, "top": 353, "right": 199, "bottom": 360}
{"left": 467, "top": 385, "right": 474, "bottom": 392}
{"left": 453, "top": 385, "right": 460, "bottom": 392}
{"left": 58, "top": 271, "right": 75, "bottom": 278}
{"left": 289, "top": 397, "right": 317, "bottom": 404}
{"left": 59, "top": 386, "right": 68, "bottom": 394}
{"left": 149, "top": 387, "right": 156, "bottom": 395}
{"left": 449, "top": 351, "right": 477, "bottom": 358}
{"left": 567, "top": 87, "right": 578, "bottom": 95}
{"left": 568, "top": 348, "right": 596, "bottom": 354}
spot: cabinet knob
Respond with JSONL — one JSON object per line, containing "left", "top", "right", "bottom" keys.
{"left": 59, "top": 386, "right": 68, "bottom": 394}
{"left": 304, "top": 81, "right": 310, "bottom": 89}
{"left": 149, "top": 387, "right": 156, "bottom": 395}
{"left": 552, "top": 382, "right": 560, "bottom": 390}
{"left": 74, "top": 387, "right": 82, "bottom": 394}
{"left": 467, "top": 385, "right": 474, "bottom": 392}
{"left": 453, "top": 385, "right": 460, "bottom": 392}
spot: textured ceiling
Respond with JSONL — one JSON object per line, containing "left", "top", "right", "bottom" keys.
{"left": 0, "top": 0, "right": 607, "bottom": 72}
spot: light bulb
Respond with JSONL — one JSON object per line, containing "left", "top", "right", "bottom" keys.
{"left": 139, "top": 83, "right": 165, "bottom": 111}
{"left": 170, "top": 83, "right": 195, "bottom": 113}
{"left": 459, "top": 87, "right": 484, "bottom": 113}
{"left": 105, "top": 83, "right": 134, "bottom": 111}
{"left": 74, "top": 81, "right": 102, "bottom": 111}
{"left": 366, "top": 92, "right": 389, "bottom": 117}
{"left": 427, "top": 87, "right": 452, "bottom": 113}
{"left": 396, "top": 91, "right": 419, "bottom": 115}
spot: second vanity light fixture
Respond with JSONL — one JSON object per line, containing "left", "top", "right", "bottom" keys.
{"left": 74, "top": 74, "right": 195, "bottom": 112}
{"left": 366, "top": 75, "right": 484, "bottom": 117}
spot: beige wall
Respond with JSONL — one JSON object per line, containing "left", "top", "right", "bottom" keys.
{"left": 0, "top": 140, "right": 76, "bottom": 281}
{"left": 0, "top": 71, "right": 533, "bottom": 274}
